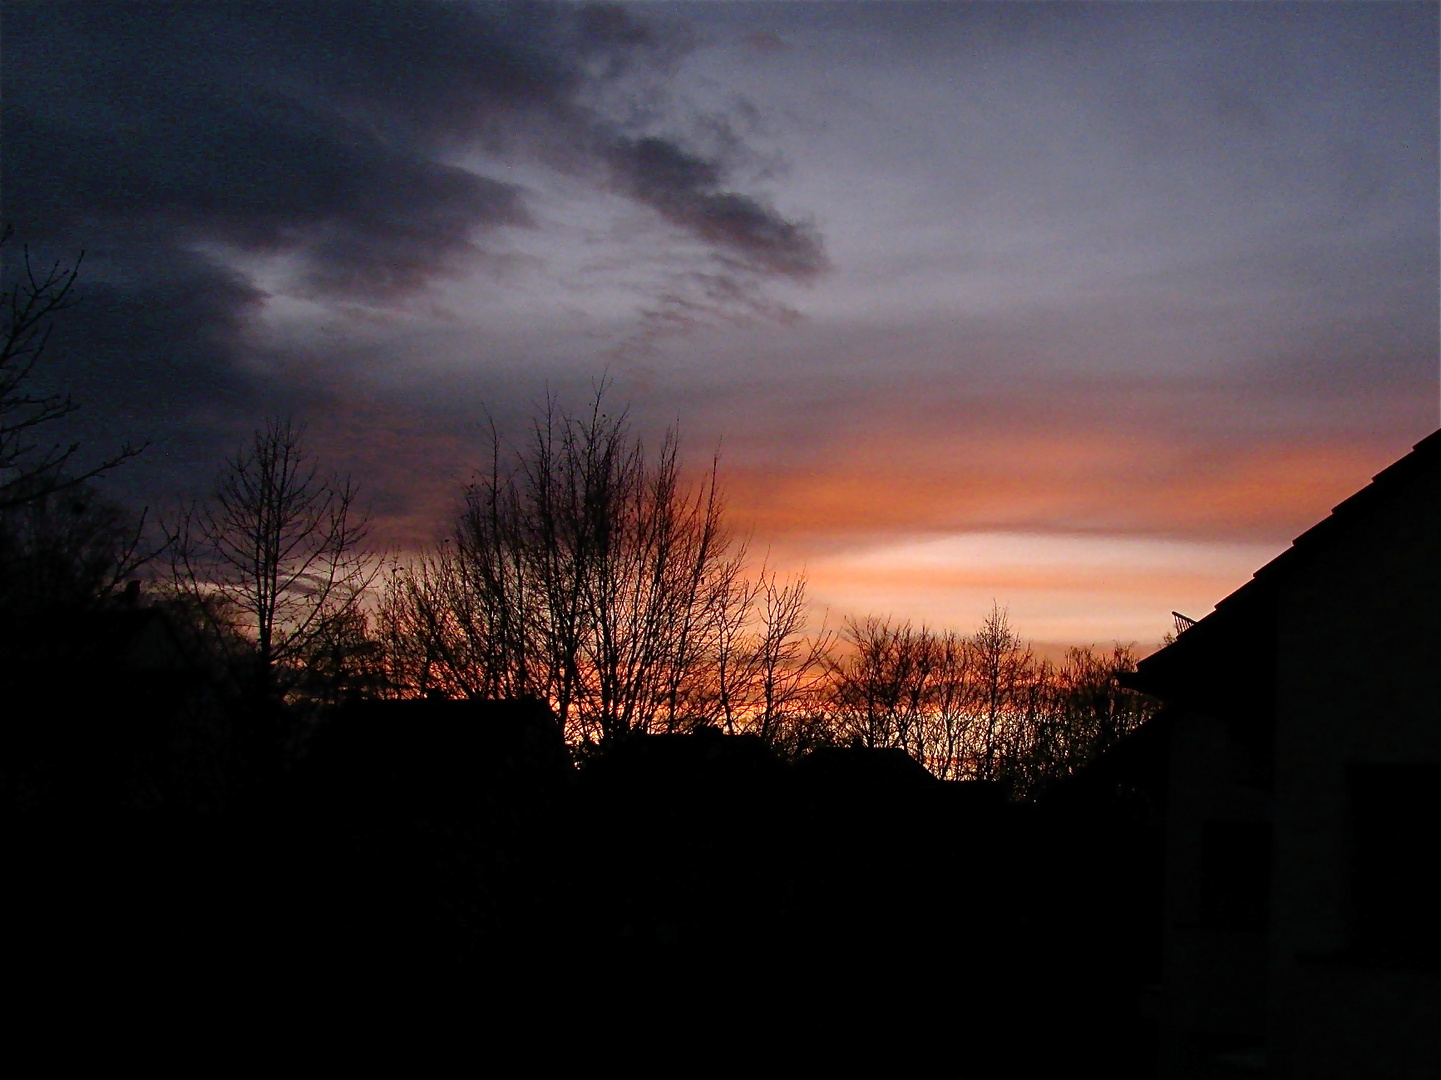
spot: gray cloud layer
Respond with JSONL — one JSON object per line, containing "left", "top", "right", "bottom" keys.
{"left": 2, "top": 1, "right": 823, "bottom": 493}
{"left": 3, "top": 1, "right": 1433, "bottom": 570}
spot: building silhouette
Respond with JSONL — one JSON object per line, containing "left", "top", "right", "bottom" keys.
{"left": 1126, "top": 428, "right": 1441, "bottom": 1078}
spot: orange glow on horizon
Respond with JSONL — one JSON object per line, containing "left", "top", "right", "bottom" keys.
{"left": 306, "top": 393, "right": 1422, "bottom": 647}
{"left": 711, "top": 427, "right": 1405, "bottom": 644}
{"left": 721, "top": 428, "right": 1393, "bottom": 547}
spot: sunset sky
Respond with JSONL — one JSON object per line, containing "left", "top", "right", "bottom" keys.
{"left": 4, "top": 2, "right": 1437, "bottom": 649}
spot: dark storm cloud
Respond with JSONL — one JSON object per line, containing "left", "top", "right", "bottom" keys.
{"left": 4, "top": 3, "right": 546, "bottom": 295}
{"left": 604, "top": 136, "right": 826, "bottom": 279}
{"left": 7, "top": 238, "right": 318, "bottom": 505}
{"left": 3, "top": 1, "right": 811, "bottom": 295}
{"left": 1, "top": 0, "right": 823, "bottom": 494}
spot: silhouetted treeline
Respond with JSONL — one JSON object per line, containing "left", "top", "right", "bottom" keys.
{"left": 367, "top": 392, "right": 1156, "bottom": 794}
{"left": 0, "top": 396, "right": 1155, "bottom": 804}
{"left": 3, "top": 231, "right": 1154, "bottom": 794}
{"left": 5, "top": 243, "right": 1163, "bottom": 1068}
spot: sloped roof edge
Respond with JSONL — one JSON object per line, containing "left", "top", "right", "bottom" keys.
{"left": 1198, "top": 427, "right": 1438, "bottom": 623}
{"left": 1131, "top": 427, "right": 1440, "bottom": 695}
{"left": 1245, "top": 426, "right": 1441, "bottom": 589}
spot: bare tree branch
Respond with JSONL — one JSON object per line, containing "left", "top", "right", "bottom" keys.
{"left": 0, "top": 226, "right": 144, "bottom": 508}
{"left": 166, "top": 418, "right": 376, "bottom": 701}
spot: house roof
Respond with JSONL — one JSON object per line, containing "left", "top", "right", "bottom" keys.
{"left": 1241, "top": 426, "right": 1441, "bottom": 593}
{"left": 1127, "top": 427, "right": 1441, "bottom": 708}
{"left": 22, "top": 602, "right": 196, "bottom": 674}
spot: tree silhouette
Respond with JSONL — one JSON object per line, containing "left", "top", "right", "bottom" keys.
{"left": 969, "top": 603, "right": 1034, "bottom": 783}
{"left": 1, "top": 227, "right": 142, "bottom": 509}
{"left": 378, "top": 389, "right": 750, "bottom": 749}
{"left": 0, "top": 482, "right": 157, "bottom": 729}
{"left": 167, "top": 418, "right": 374, "bottom": 702}
{"left": 0, "top": 484, "right": 150, "bottom": 612}
{"left": 827, "top": 615, "right": 936, "bottom": 754}
{"left": 742, "top": 568, "right": 834, "bottom": 753}
{"left": 815, "top": 604, "right": 1154, "bottom": 790}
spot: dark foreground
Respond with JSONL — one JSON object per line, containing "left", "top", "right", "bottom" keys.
{"left": 10, "top": 700, "right": 1161, "bottom": 1072}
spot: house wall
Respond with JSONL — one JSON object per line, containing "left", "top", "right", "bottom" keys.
{"left": 1157, "top": 710, "right": 1272, "bottom": 1079}
{"left": 1270, "top": 453, "right": 1441, "bottom": 1079}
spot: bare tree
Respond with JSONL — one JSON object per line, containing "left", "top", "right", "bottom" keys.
{"left": 711, "top": 556, "right": 766, "bottom": 735}
{"left": 1, "top": 228, "right": 142, "bottom": 509}
{"left": 376, "top": 549, "right": 459, "bottom": 698}
{"left": 375, "top": 537, "right": 523, "bottom": 701}
{"left": 743, "top": 569, "right": 834, "bottom": 752}
{"left": 796, "top": 599, "right": 1156, "bottom": 791}
{"left": 827, "top": 616, "right": 938, "bottom": 753}
{"left": 168, "top": 418, "right": 374, "bottom": 701}
{"left": 0, "top": 484, "right": 151, "bottom": 611}
{"left": 917, "top": 628, "right": 976, "bottom": 780}
{"left": 1042, "top": 643, "right": 1154, "bottom": 782}
{"left": 0, "top": 483, "right": 159, "bottom": 708}
{"left": 377, "top": 388, "right": 752, "bottom": 751}
{"left": 539, "top": 396, "right": 741, "bottom": 746}
{"left": 969, "top": 604, "right": 1034, "bottom": 783}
